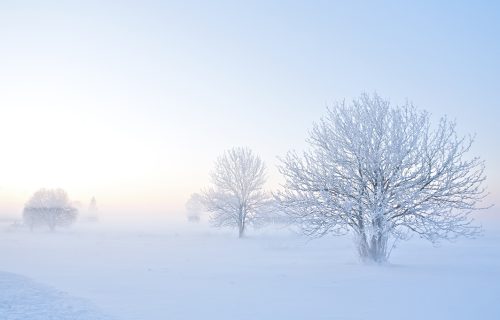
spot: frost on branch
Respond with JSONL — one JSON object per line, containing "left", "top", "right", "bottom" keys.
{"left": 202, "top": 147, "right": 269, "bottom": 238}
{"left": 276, "top": 93, "right": 488, "bottom": 263}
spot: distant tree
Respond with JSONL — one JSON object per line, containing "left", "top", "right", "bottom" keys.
{"left": 202, "top": 147, "right": 268, "bottom": 238}
{"left": 276, "top": 93, "right": 488, "bottom": 263}
{"left": 88, "top": 197, "right": 98, "bottom": 213}
{"left": 185, "top": 193, "right": 203, "bottom": 223}
{"left": 87, "top": 196, "right": 99, "bottom": 222}
{"left": 23, "top": 188, "right": 78, "bottom": 231}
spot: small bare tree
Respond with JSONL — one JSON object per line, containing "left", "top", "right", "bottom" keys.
{"left": 276, "top": 93, "right": 488, "bottom": 263}
{"left": 202, "top": 147, "right": 268, "bottom": 237}
{"left": 23, "top": 188, "right": 78, "bottom": 231}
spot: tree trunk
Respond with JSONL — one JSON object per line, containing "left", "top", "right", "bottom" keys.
{"left": 356, "top": 231, "right": 388, "bottom": 263}
{"left": 238, "top": 207, "right": 246, "bottom": 238}
{"left": 238, "top": 221, "right": 245, "bottom": 238}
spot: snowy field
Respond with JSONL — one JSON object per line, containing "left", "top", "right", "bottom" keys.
{"left": 1, "top": 216, "right": 499, "bottom": 320}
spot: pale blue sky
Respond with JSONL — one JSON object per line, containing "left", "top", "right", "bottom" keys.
{"left": 0, "top": 1, "right": 498, "bottom": 214}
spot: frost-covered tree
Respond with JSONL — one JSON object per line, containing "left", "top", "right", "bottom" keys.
{"left": 276, "top": 93, "right": 488, "bottom": 263}
{"left": 185, "top": 193, "right": 204, "bottom": 223}
{"left": 23, "top": 188, "right": 78, "bottom": 231}
{"left": 202, "top": 147, "right": 268, "bottom": 237}
{"left": 88, "top": 197, "right": 98, "bottom": 213}
{"left": 86, "top": 196, "right": 99, "bottom": 222}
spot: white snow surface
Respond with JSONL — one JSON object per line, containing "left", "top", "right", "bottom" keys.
{"left": 0, "top": 271, "right": 112, "bottom": 320}
{"left": 1, "top": 217, "right": 499, "bottom": 320}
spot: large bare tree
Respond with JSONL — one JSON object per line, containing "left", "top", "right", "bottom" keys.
{"left": 276, "top": 93, "right": 488, "bottom": 262}
{"left": 202, "top": 147, "right": 268, "bottom": 238}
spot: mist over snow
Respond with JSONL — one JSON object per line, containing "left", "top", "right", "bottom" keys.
{"left": 1, "top": 214, "right": 499, "bottom": 320}
{"left": 1, "top": 1, "right": 500, "bottom": 319}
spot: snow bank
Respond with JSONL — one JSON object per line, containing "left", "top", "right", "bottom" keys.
{"left": 0, "top": 271, "right": 113, "bottom": 320}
